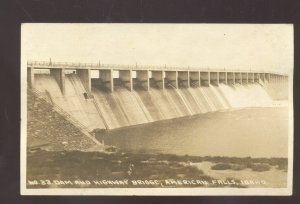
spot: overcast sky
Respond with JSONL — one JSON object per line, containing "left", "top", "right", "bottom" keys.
{"left": 22, "top": 24, "right": 293, "bottom": 74}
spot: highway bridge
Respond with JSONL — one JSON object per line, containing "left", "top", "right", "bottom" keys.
{"left": 27, "top": 61, "right": 288, "bottom": 94}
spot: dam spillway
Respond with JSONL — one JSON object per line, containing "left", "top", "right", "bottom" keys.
{"left": 28, "top": 61, "right": 289, "bottom": 131}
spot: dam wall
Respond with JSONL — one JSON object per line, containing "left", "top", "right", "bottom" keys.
{"left": 28, "top": 61, "right": 289, "bottom": 131}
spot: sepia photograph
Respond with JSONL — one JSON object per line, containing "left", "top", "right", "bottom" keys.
{"left": 20, "top": 23, "right": 293, "bottom": 195}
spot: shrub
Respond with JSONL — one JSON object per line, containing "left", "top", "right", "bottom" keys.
{"left": 250, "top": 163, "right": 271, "bottom": 172}
{"left": 211, "top": 163, "right": 232, "bottom": 170}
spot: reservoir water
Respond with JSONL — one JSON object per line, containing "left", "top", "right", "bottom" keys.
{"left": 97, "top": 107, "right": 289, "bottom": 158}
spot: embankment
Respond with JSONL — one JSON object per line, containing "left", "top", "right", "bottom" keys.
{"left": 27, "top": 89, "right": 101, "bottom": 151}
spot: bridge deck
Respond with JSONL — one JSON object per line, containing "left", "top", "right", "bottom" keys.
{"left": 27, "top": 61, "right": 288, "bottom": 76}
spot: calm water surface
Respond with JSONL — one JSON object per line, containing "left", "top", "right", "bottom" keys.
{"left": 96, "top": 107, "right": 289, "bottom": 158}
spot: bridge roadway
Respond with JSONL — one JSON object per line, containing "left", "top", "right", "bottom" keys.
{"left": 27, "top": 61, "right": 289, "bottom": 94}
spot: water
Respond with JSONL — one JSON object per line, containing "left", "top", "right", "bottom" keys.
{"left": 97, "top": 107, "right": 288, "bottom": 158}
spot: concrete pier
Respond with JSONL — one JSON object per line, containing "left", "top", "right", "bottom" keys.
{"left": 119, "top": 70, "right": 133, "bottom": 91}
{"left": 135, "top": 70, "right": 150, "bottom": 91}
{"left": 99, "top": 69, "right": 113, "bottom": 92}
{"left": 265, "top": 73, "right": 270, "bottom": 82}
{"left": 254, "top": 73, "right": 259, "bottom": 83}
{"left": 210, "top": 72, "right": 219, "bottom": 86}
{"left": 259, "top": 73, "right": 265, "bottom": 82}
{"left": 77, "top": 69, "right": 91, "bottom": 92}
{"left": 178, "top": 71, "right": 190, "bottom": 88}
{"left": 165, "top": 71, "right": 178, "bottom": 89}
{"left": 219, "top": 72, "right": 227, "bottom": 84}
{"left": 234, "top": 72, "right": 242, "bottom": 84}
{"left": 189, "top": 71, "right": 200, "bottom": 87}
{"left": 151, "top": 70, "right": 164, "bottom": 89}
{"left": 227, "top": 72, "right": 235, "bottom": 85}
{"left": 242, "top": 72, "right": 248, "bottom": 84}
{"left": 248, "top": 73, "right": 254, "bottom": 83}
{"left": 50, "top": 69, "right": 65, "bottom": 94}
{"left": 200, "top": 72, "right": 210, "bottom": 86}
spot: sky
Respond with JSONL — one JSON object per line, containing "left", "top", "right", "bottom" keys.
{"left": 22, "top": 24, "right": 293, "bottom": 74}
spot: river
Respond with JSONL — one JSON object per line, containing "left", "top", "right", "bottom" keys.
{"left": 96, "top": 107, "right": 289, "bottom": 158}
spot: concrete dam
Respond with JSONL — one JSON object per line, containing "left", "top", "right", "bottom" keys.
{"left": 27, "top": 61, "right": 289, "bottom": 132}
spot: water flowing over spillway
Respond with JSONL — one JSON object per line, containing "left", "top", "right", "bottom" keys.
{"left": 34, "top": 73, "right": 286, "bottom": 131}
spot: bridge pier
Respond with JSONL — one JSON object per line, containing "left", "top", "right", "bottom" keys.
{"left": 227, "top": 72, "right": 235, "bottom": 85}
{"left": 210, "top": 72, "right": 219, "bottom": 86}
{"left": 50, "top": 68, "right": 65, "bottom": 94}
{"left": 200, "top": 72, "right": 210, "bottom": 86}
{"left": 265, "top": 73, "right": 270, "bottom": 82}
{"left": 165, "top": 71, "right": 178, "bottom": 88}
{"left": 234, "top": 72, "right": 242, "bottom": 84}
{"left": 77, "top": 69, "right": 91, "bottom": 92}
{"left": 119, "top": 70, "right": 133, "bottom": 91}
{"left": 219, "top": 72, "right": 227, "bottom": 84}
{"left": 135, "top": 70, "right": 150, "bottom": 91}
{"left": 189, "top": 71, "right": 200, "bottom": 87}
{"left": 259, "top": 73, "right": 265, "bottom": 82}
{"left": 178, "top": 71, "right": 190, "bottom": 88}
{"left": 27, "top": 67, "right": 35, "bottom": 88}
{"left": 99, "top": 69, "right": 113, "bottom": 92}
{"left": 151, "top": 70, "right": 164, "bottom": 89}
{"left": 248, "top": 73, "right": 254, "bottom": 83}
{"left": 254, "top": 73, "right": 259, "bottom": 83}
{"left": 242, "top": 72, "right": 248, "bottom": 84}
{"left": 270, "top": 74, "right": 274, "bottom": 83}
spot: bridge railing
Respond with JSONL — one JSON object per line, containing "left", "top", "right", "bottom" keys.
{"left": 29, "top": 88, "right": 102, "bottom": 146}
{"left": 27, "top": 60, "right": 288, "bottom": 76}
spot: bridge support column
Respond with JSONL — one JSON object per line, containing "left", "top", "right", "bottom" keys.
{"left": 234, "top": 72, "right": 242, "bottom": 84}
{"left": 189, "top": 71, "right": 200, "bottom": 87}
{"left": 227, "top": 72, "right": 235, "bottom": 85}
{"left": 151, "top": 71, "right": 164, "bottom": 89}
{"left": 27, "top": 67, "right": 34, "bottom": 88}
{"left": 77, "top": 69, "right": 91, "bottom": 92}
{"left": 165, "top": 71, "right": 178, "bottom": 88}
{"left": 119, "top": 70, "right": 133, "bottom": 91}
{"left": 254, "top": 73, "right": 259, "bottom": 83}
{"left": 242, "top": 72, "right": 248, "bottom": 84}
{"left": 136, "top": 70, "right": 149, "bottom": 91}
{"left": 200, "top": 72, "right": 210, "bottom": 86}
{"left": 265, "top": 73, "right": 270, "bottom": 82}
{"left": 100, "top": 69, "right": 113, "bottom": 92}
{"left": 259, "top": 73, "right": 265, "bottom": 82}
{"left": 219, "top": 72, "right": 226, "bottom": 84}
{"left": 210, "top": 72, "right": 219, "bottom": 86}
{"left": 50, "top": 68, "right": 65, "bottom": 94}
{"left": 178, "top": 71, "right": 190, "bottom": 88}
{"left": 248, "top": 73, "right": 254, "bottom": 83}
